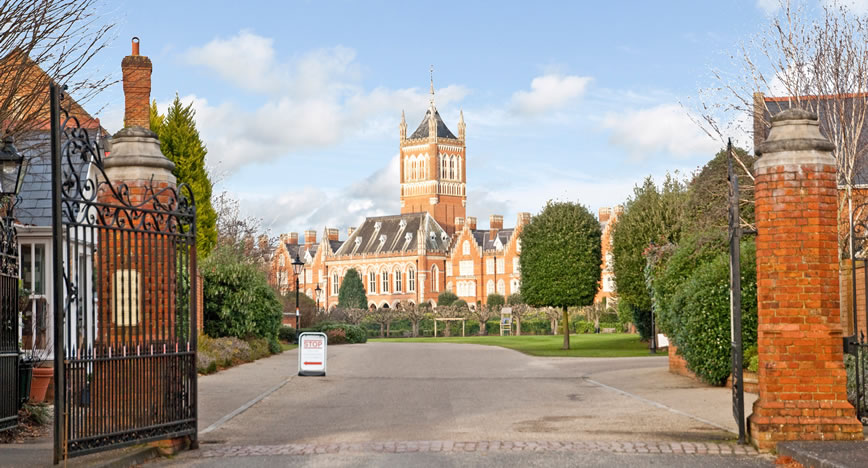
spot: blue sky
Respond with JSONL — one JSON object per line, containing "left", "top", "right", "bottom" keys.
{"left": 85, "top": 0, "right": 856, "bottom": 235}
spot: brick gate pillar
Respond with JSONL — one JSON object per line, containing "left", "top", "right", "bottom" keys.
{"left": 749, "top": 108, "right": 863, "bottom": 450}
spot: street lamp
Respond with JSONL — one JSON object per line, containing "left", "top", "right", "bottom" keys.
{"left": 315, "top": 284, "right": 322, "bottom": 315}
{"left": 291, "top": 253, "right": 304, "bottom": 340}
{"left": 0, "top": 136, "right": 26, "bottom": 211}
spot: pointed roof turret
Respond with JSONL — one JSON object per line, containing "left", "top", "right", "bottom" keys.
{"left": 400, "top": 109, "right": 407, "bottom": 140}
{"left": 408, "top": 66, "right": 458, "bottom": 140}
{"left": 458, "top": 109, "right": 465, "bottom": 140}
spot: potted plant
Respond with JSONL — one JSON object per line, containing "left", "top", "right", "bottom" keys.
{"left": 20, "top": 295, "right": 52, "bottom": 403}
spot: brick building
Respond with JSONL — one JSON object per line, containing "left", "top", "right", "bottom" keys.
{"left": 269, "top": 83, "right": 534, "bottom": 310}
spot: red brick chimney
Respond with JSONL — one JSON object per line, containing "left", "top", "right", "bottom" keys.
{"left": 466, "top": 216, "right": 477, "bottom": 231}
{"left": 599, "top": 207, "right": 611, "bottom": 223}
{"left": 326, "top": 228, "right": 339, "bottom": 241}
{"left": 489, "top": 215, "right": 503, "bottom": 240}
{"left": 287, "top": 232, "right": 298, "bottom": 245}
{"left": 121, "top": 37, "right": 152, "bottom": 129}
{"left": 304, "top": 229, "right": 317, "bottom": 247}
{"left": 455, "top": 217, "right": 464, "bottom": 231}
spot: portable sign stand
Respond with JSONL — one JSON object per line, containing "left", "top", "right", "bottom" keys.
{"left": 298, "top": 332, "right": 328, "bottom": 376}
{"left": 500, "top": 307, "right": 512, "bottom": 336}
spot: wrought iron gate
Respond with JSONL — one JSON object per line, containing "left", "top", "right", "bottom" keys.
{"left": 50, "top": 84, "right": 198, "bottom": 462}
{"left": 0, "top": 216, "right": 19, "bottom": 432}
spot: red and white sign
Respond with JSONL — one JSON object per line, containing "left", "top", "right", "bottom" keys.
{"left": 298, "top": 332, "right": 327, "bottom": 376}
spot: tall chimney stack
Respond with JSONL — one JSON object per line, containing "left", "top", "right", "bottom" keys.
{"left": 121, "top": 37, "right": 152, "bottom": 129}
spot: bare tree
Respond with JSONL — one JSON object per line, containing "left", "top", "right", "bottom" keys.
{"left": 398, "top": 300, "right": 429, "bottom": 337}
{"left": 339, "top": 307, "right": 367, "bottom": 326}
{"left": 467, "top": 303, "right": 497, "bottom": 336}
{"left": 214, "top": 191, "right": 275, "bottom": 263}
{"left": 0, "top": 1, "right": 114, "bottom": 138}
{"left": 366, "top": 306, "right": 395, "bottom": 338}
{"left": 694, "top": 0, "right": 868, "bottom": 252}
{"left": 509, "top": 303, "right": 531, "bottom": 336}
{"left": 543, "top": 307, "right": 561, "bottom": 335}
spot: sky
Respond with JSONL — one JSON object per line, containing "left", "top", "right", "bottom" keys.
{"left": 82, "top": 0, "right": 868, "bottom": 236}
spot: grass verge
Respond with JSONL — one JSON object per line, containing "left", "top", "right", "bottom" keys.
{"left": 370, "top": 333, "right": 655, "bottom": 358}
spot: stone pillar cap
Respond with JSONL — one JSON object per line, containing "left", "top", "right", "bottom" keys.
{"left": 756, "top": 108, "right": 835, "bottom": 157}
{"left": 105, "top": 126, "right": 175, "bottom": 183}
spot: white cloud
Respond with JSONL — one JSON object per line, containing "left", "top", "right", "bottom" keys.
{"left": 756, "top": 0, "right": 781, "bottom": 15}
{"left": 601, "top": 104, "right": 719, "bottom": 159}
{"left": 510, "top": 74, "right": 592, "bottom": 115}
{"left": 825, "top": 0, "right": 868, "bottom": 14}
{"left": 178, "top": 31, "right": 469, "bottom": 172}
{"left": 238, "top": 155, "right": 400, "bottom": 235}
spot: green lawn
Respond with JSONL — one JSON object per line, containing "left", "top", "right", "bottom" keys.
{"left": 370, "top": 333, "right": 655, "bottom": 358}
{"left": 280, "top": 343, "right": 298, "bottom": 352}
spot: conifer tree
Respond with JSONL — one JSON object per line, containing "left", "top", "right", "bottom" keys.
{"left": 338, "top": 268, "right": 368, "bottom": 309}
{"left": 150, "top": 96, "right": 218, "bottom": 257}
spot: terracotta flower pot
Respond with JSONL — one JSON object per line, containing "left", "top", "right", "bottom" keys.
{"left": 29, "top": 367, "right": 53, "bottom": 403}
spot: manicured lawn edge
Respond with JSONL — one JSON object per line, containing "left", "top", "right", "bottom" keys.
{"left": 370, "top": 333, "right": 656, "bottom": 358}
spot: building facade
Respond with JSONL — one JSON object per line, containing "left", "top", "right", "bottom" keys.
{"left": 269, "top": 83, "right": 533, "bottom": 311}
{"left": 594, "top": 206, "right": 622, "bottom": 305}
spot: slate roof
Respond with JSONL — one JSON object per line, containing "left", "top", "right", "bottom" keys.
{"left": 471, "top": 228, "right": 515, "bottom": 251}
{"left": 758, "top": 96, "right": 868, "bottom": 185}
{"left": 334, "top": 212, "right": 450, "bottom": 256}
{"left": 328, "top": 239, "right": 344, "bottom": 253}
{"left": 409, "top": 109, "right": 457, "bottom": 140}
{"left": 15, "top": 132, "right": 92, "bottom": 226}
{"left": 285, "top": 243, "right": 316, "bottom": 261}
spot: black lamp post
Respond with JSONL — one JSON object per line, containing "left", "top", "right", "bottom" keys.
{"left": 0, "top": 136, "right": 26, "bottom": 211}
{"left": 291, "top": 253, "right": 304, "bottom": 340}
{"left": 315, "top": 284, "right": 322, "bottom": 314}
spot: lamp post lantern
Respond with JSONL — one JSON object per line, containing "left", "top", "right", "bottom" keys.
{"left": 0, "top": 136, "right": 26, "bottom": 211}
{"left": 315, "top": 284, "right": 322, "bottom": 315}
{"left": 291, "top": 253, "right": 304, "bottom": 340}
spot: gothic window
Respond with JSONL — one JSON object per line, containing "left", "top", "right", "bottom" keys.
{"left": 332, "top": 272, "right": 339, "bottom": 295}
{"left": 486, "top": 280, "right": 495, "bottom": 295}
{"left": 497, "top": 279, "right": 505, "bottom": 295}
{"left": 369, "top": 271, "right": 377, "bottom": 294}
{"left": 486, "top": 258, "right": 494, "bottom": 274}
{"left": 382, "top": 271, "right": 389, "bottom": 293}
{"left": 449, "top": 157, "right": 455, "bottom": 180}
{"left": 441, "top": 156, "right": 447, "bottom": 179}
{"left": 462, "top": 240, "right": 470, "bottom": 255}
{"left": 408, "top": 268, "right": 416, "bottom": 292}
{"left": 496, "top": 258, "right": 504, "bottom": 274}
{"left": 432, "top": 265, "right": 439, "bottom": 292}
{"left": 394, "top": 268, "right": 402, "bottom": 292}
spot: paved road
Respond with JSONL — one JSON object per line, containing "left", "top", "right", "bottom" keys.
{"left": 159, "top": 342, "right": 770, "bottom": 467}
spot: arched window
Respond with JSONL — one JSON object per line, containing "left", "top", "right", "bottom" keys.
{"left": 462, "top": 240, "right": 470, "bottom": 255}
{"left": 497, "top": 279, "right": 505, "bottom": 295}
{"left": 432, "top": 265, "right": 439, "bottom": 292}
{"left": 408, "top": 268, "right": 416, "bottom": 292}
{"left": 394, "top": 268, "right": 402, "bottom": 292}
{"left": 449, "top": 157, "right": 455, "bottom": 179}
{"left": 369, "top": 271, "right": 377, "bottom": 294}
{"left": 486, "top": 280, "right": 495, "bottom": 295}
{"left": 382, "top": 271, "right": 389, "bottom": 293}
{"left": 332, "top": 272, "right": 339, "bottom": 295}
{"left": 511, "top": 279, "right": 521, "bottom": 294}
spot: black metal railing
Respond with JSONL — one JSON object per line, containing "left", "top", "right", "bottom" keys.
{"left": 0, "top": 216, "right": 19, "bottom": 432}
{"left": 50, "top": 83, "right": 197, "bottom": 462}
{"left": 847, "top": 335, "right": 868, "bottom": 422}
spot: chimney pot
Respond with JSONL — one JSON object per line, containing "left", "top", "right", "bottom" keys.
{"left": 131, "top": 36, "right": 140, "bottom": 56}
{"left": 288, "top": 232, "right": 298, "bottom": 245}
{"left": 327, "top": 228, "right": 339, "bottom": 241}
{"left": 304, "top": 229, "right": 317, "bottom": 245}
{"left": 467, "top": 216, "right": 477, "bottom": 231}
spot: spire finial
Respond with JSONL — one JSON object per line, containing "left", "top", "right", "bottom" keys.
{"left": 429, "top": 65, "right": 435, "bottom": 110}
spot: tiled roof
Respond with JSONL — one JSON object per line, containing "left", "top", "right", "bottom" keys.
{"left": 334, "top": 212, "right": 450, "bottom": 256}
{"left": 409, "top": 109, "right": 457, "bottom": 140}
{"left": 471, "top": 228, "right": 515, "bottom": 251}
{"left": 15, "top": 132, "right": 91, "bottom": 226}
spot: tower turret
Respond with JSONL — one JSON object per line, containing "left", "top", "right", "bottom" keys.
{"left": 458, "top": 109, "right": 465, "bottom": 141}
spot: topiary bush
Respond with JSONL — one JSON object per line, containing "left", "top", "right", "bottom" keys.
{"left": 437, "top": 291, "right": 458, "bottom": 307}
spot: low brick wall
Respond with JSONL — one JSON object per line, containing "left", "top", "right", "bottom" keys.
{"left": 668, "top": 344, "right": 758, "bottom": 394}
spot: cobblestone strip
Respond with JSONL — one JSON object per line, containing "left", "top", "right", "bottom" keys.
{"left": 200, "top": 440, "right": 759, "bottom": 458}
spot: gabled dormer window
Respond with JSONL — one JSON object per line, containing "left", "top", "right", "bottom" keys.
{"left": 399, "top": 219, "right": 407, "bottom": 230}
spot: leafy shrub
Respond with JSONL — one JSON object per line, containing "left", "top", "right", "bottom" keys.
{"left": 599, "top": 321, "right": 619, "bottom": 331}
{"left": 278, "top": 325, "right": 296, "bottom": 342}
{"left": 202, "top": 246, "right": 283, "bottom": 341}
{"left": 268, "top": 337, "right": 282, "bottom": 354}
{"left": 744, "top": 344, "right": 758, "bottom": 373}
{"left": 199, "top": 335, "right": 252, "bottom": 368}
{"left": 437, "top": 291, "right": 458, "bottom": 307}
{"left": 325, "top": 328, "right": 347, "bottom": 344}
{"left": 487, "top": 294, "right": 505, "bottom": 309}
{"left": 453, "top": 299, "right": 468, "bottom": 310}
{"left": 673, "top": 241, "right": 757, "bottom": 385}
{"left": 197, "top": 352, "right": 217, "bottom": 374}
{"left": 574, "top": 321, "right": 594, "bottom": 334}
{"left": 247, "top": 337, "right": 271, "bottom": 361}
{"left": 317, "top": 322, "right": 367, "bottom": 344}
